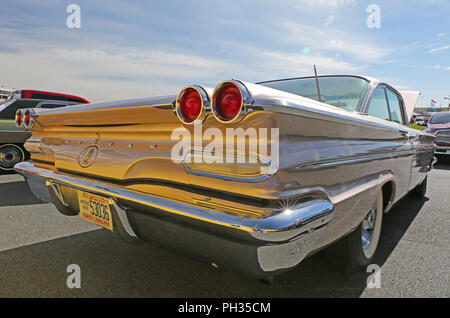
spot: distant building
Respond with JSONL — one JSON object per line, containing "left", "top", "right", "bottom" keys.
{"left": 414, "top": 107, "right": 450, "bottom": 113}
{"left": 0, "top": 86, "right": 15, "bottom": 100}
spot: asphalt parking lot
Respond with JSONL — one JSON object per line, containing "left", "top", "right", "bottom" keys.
{"left": 0, "top": 159, "right": 449, "bottom": 298}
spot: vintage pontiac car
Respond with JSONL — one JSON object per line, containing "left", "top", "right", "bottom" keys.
{"left": 14, "top": 75, "right": 435, "bottom": 278}
{"left": 425, "top": 111, "right": 450, "bottom": 155}
{"left": 0, "top": 98, "right": 81, "bottom": 171}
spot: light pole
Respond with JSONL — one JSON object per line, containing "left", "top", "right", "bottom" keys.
{"left": 445, "top": 97, "right": 450, "bottom": 108}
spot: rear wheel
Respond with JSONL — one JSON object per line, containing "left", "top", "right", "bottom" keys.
{"left": 0, "top": 144, "right": 25, "bottom": 171}
{"left": 410, "top": 176, "right": 427, "bottom": 199}
{"left": 325, "top": 190, "right": 384, "bottom": 272}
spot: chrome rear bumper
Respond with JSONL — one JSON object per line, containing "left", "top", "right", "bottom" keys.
{"left": 15, "top": 161, "right": 335, "bottom": 277}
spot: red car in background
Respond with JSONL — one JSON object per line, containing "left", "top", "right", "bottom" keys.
{"left": 415, "top": 114, "right": 431, "bottom": 126}
{"left": 8, "top": 89, "right": 89, "bottom": 104}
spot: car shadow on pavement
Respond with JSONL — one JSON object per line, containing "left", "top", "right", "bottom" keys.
{"left": 434, "top": 156, "right": 450, "bottom": 170}
{"left": 270, "top": 193, "right": 428, "bottom": 297}
{"left": 0, "top": 193, "right": 427, "bottom": 298}
{"left": 0, "top": 181, "right": 46, "bottom": 207}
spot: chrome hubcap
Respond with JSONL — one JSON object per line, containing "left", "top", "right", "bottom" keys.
{"left": 362, "top": 206, "right": 377, "bottom": 249}
{"left": 0, "top": 145, "right": 24, "bottom": 170}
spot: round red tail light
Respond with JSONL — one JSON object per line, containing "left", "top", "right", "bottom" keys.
{"left": 15, "top": 110, "right": 23, "bottom": 128}
{"left": 175, "top": 86, "right": 206, "bottom": 124}
{"left": 212, "top": 81, "right": 244, "bottom": 123}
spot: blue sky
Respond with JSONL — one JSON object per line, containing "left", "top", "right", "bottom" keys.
{"left": 0, "top": 0, "right": 449, "bottom": 107}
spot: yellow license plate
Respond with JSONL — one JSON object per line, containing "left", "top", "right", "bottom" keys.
{"left": 77, "top": 191, "right": 113, "bottom": 231}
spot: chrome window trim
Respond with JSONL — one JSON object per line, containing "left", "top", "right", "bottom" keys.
{"left": 385, "top": 86, "right": 407, "bottom": 125}
{"left": 363, "top": 82, "right": 408, "bottom": 126}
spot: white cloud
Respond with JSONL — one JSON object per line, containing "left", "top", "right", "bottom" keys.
{"left": 393, "top": 85, "right": 411, "bottom": 90}
{"left": 280, "top": 22, "right": 391, "bottom": 63}
{"left": 428, "top": 45, "right": 450, "bottom": 53}
{"left": 255, "top": 50, "right": 365, "bottom": 76}
{"left": 0, "top": 43, "right": 366, "bottom": 102}
{"left": 0, "top": 47, "right": 242, "bottom": 102}
{"left": 0, "top": 0, "right": 397, "bottom": 102}
{"left": 289, "top": 0, "right": 357, "bottom": 9}
{"left": 213, "top": 38, "right": 366, "bottom": 79}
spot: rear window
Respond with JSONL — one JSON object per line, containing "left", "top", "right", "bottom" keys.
{"left": 259, "top": 76, "right": 370, "bottom": 112}
{"left": 30, "top": 93, "right": 85, "bottom": 104}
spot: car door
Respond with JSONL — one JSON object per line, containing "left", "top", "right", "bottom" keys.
{"left": 366, "top": 85, "right": 413, "bottom": 198}
{"left": 386, "top": 89, "right": 431, "bottom": 190}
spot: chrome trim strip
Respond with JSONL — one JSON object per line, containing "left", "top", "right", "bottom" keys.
{"left": 296, "top": 150, "right": 413, "bottom": 170}
{"left": 180, "top": 149, "right": 277, "bottom": 183}
{"left": 434, "top": 129, "right": 450, "bottom": 135}
{"left": 0, "top": 130, "right": 29, "bottom": 134}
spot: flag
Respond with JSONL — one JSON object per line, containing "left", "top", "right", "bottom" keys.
{"left": 430, "top": 99, "right": 437, "bottom": 108}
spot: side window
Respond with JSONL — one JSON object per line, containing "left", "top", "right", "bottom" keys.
{"left": 0, "top": 101, "right": 22, "bottom": 119}
{"left": 386, "top": 90, "right": 404, "bottom": 124}
{"left": 367, "top": 87, "right": 390, "bottom": 121}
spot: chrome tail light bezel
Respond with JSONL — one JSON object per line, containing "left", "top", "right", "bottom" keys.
{"left": 23, "top": 108, "right": 36, "bottom": 129}
{"left": 211, "top": 80, "right": 252, "bottom": 124}
{"left": 15, "top": 108, "right": 37, "bottom": 129}
{"left": 15, "top": 109, "right": 24, "bottom": 128}
{"left": 175, "top": 85, "right": 210, "bottom": 125}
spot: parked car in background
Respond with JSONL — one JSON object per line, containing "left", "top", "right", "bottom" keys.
{"left": 0, "top": 98, "right": 85, "bottom": 171}
{"left": 425, "top": 111, "right": 450, "bottom": 155}
{"left": 415, "top": 114, "right": 431, "bottom": 126}
{"left": 0, "top": 87, "right": 13, "bottom": 100}
{"left": 15, "top": 75, "right": 435, "bottom": 278}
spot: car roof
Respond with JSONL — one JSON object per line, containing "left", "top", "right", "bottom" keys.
{"left": 257, "top": 74, "right": 379, "bottom": 84}
{"left": 12, "top": 89, "right": 89, "bottom": 103}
